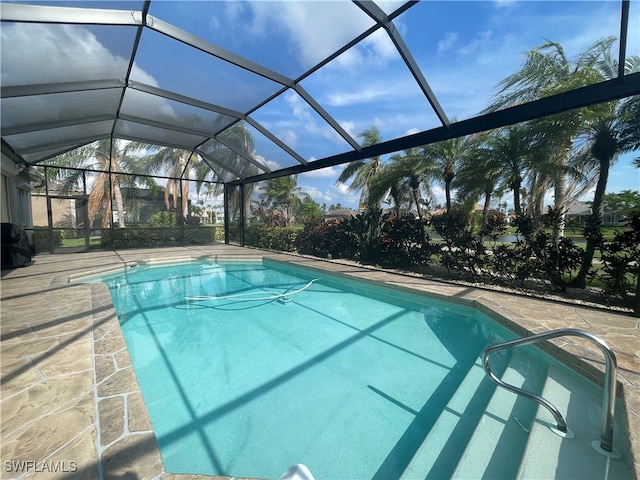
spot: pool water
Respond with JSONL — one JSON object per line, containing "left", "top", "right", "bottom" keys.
{"left": 97, "top": 259, "right": 632, "bottom": 479}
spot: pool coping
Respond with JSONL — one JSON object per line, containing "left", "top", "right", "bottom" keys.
{"left": 1, "top": 245, "right": 638, "bottom": 479}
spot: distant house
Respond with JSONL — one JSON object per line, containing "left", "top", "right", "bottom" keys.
{"left": 324, "top": 208, "right": 358, "bottom": 221}
{"left": 565, "top": 200, "right": 623, "bottom": 226}
{"left": 428, "top": 203, "right": 504, "bottom": 218}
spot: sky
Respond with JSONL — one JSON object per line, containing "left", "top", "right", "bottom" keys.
{"left": 155, "top": 0, "right": 636, "bottom": 212}
{"left": 148, "top": 0, "right": 639, "bottom": 211}
{"left": 2, "top": 0, "right": 639, "bottom": 212}
{"left": 288, "top": 0, "right": 640, "bottom": 211}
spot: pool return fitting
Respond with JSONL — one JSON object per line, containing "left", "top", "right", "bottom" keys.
{"left": 483, "top": 328, "right": 621, "bottom": 459}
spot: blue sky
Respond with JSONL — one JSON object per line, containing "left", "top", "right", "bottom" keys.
{"left": 132, "top": 0, "right": 640, "bottom": 209}
{"left": 146, "top": 0, "right": 636, "bottom": 211}
{"left": 3, "top": 0, "right": 638, "bottom": 211}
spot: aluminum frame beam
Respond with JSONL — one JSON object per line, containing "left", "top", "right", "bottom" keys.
{"left": 238, "top": 72, "right": 640, "bottom": 185}
{"left": 2, "top": 114, "right": 117, "bottom": 136}
{"left": 213, "top": 135, "right": 272, "bottom": 174}
{"left": 0, "top": 3, "right": 142, "bottom": 26}
{"left": 0, "top": 81, "right": 123, "bottom": 99}
{"left": 354, "top": 0, "right": 450, "bottom": 127}
{"left": 245, "top": 117, "right": 308, "bottom": 166}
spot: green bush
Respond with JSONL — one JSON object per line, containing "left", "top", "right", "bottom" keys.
{"left": 100, "top": 226, "right": 215, "bottom": 249}
{"left": 245, "top": 225, "right": 298, "bottom": 252}
{"left": 33, "top": 227, "right": 63, "bottom": 253}
{"left": 148, "top": 211, "right": 178, "bottom": 227}
{"left": 295, "top": 218, "right": 357, "bottom": 259}
{"left": 379, "top": 214, "right": 431, "bottom": 268}
{"left": 431, "top": 211, "right": 487, "bottom": 279}
{"left": 597, "top": 215, "right": 640, "bottom": 314}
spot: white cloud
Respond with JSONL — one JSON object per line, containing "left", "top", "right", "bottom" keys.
{"left": 1, "top": 23, "right": 139, "bottom": 85}
{"left": 243, "top": 2, "right": 372, "bottom": 70}
{"left": 493, "top": 0, "right": 517, "bottom": 10}
{"left": 339, "top": 120, "right": 357, "bottom": 139}
{"left": 437, "top": 33, "right": 459, "bottom": 53}
{"left": 457, "top": 30, "right": 494, "bottom": 57}
{"left": 279, "top": 129, "right": 298, "bottom": 149}
{"left": 300, "top": 166, "right": 341, "bottom": 179}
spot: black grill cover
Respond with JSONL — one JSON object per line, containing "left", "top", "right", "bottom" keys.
{"left": 1, "top": 222, "right": 32, "bottom": 269}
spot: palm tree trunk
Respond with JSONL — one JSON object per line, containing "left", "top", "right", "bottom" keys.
{"left": 110, "top": 159, "right": 126, "bottom": 228}
{"left": 412, "top": 187, "right": 423, "bottom": 221}
{"left": 571, "top": 157, "right": 610, "bottom": 288}
{"left": 512, "top": 177, "right": 522, "bottom": 216}
{"left": 165, "top": 180, "right": 174, "bottom": 211}
{"left": 112, "top": 178, "right": 126, "bottom": 228}
{"left": 480, "top": 189, "right": 491, "bottom": 242}
{"left": 181, "top": 179, "right": 189, "bottom": 219}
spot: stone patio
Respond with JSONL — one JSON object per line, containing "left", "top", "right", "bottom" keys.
{"left": 1, "top": 244, "right": 638, "bottom": 479}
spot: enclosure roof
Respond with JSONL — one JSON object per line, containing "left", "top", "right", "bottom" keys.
{"left": 1, "top": 0, "right": 639, "bottom": 185}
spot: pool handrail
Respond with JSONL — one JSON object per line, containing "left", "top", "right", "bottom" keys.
{"left": 482, "top": 328, "right": 618, "bottom": 455}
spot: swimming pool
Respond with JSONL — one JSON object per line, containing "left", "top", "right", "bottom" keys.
{"left": 95, "top": 258, "right": 633, "bottom": 479}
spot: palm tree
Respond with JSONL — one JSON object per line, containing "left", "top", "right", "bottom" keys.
{"left": 138, "top": 146, "right": 194, "bottom": 219}
{"left": 336, "top": 126, "right": 383, "bottom": 209}
{"left": 571, "top": 94, "right": 640, "bottom": 287}
{"left": 367, "top": 158, "right": 412, "bottom": 218}
{"left": 420, "top": 129, "right": 479, "bottom": 213}
{"left": 488, "top": 37, "right": 617, "bottom": 235}
{"left": 261, "top": 175, "right": 309, "bottom": 226}
{"left": 453, "top": 133, "right": 502, "bottom": 232}
{"left": 46, "top": 139, "right": 148, "bottom": 228}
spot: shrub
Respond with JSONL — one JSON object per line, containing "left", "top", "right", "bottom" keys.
{"left": 597, "top": 215, "right": 640, "bottom": 315}
{"left": 431, "top": 211, "right": 487, "bottom": 279}
{"left": 245, "top": 225, "right": 298, "bottom": 252}
{"left": 33, "top": 227, "right": 63, "bottom": 253}
{"left": 100, "top": 226, "right": 215, "bottom": 249}
{"left": 148, "top": 211, "right": 178, "bottom": 227}
{"left": 379, "top": 214, "right": 431, "bottom": 268}
{"left": 295, "top": 218, "right": 357, "bottom": 259}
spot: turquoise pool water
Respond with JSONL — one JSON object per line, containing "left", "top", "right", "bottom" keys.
{"left": 96, "top": 259, "right": 631, "bottom": 479}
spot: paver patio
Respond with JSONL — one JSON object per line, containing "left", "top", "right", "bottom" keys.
{"left": 1, "top": 244, "right": 638, "bottom": 479}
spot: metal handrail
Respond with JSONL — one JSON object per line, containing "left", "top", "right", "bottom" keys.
{"left": 482, "top": 328, "right": 618, "bottom": 453}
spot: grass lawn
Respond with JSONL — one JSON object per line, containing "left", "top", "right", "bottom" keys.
{"left": 61, "top": 237, "right": 102, "bottom": 248}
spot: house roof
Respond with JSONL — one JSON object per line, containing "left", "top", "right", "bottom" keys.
{"left": 1, "top": 1, "right": 639, "bottom": 187}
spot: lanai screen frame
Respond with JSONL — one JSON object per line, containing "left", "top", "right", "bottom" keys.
{"left": 1, "top": 0, "right": 639, "bottom": 247}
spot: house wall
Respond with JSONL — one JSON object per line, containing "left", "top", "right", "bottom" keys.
{"left": 31, "top": 192, "right": 77, "bottom": 228}
{"left": 0, "top": 151, "right": 35, "bottom": 246}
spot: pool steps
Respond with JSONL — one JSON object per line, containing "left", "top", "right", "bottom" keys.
{"left": 399, "top": 355, "right": 539, "bottom": 478}
{"left": 518, "top": 365, "right": 635, "bottom": 479}
{"left": 399, "top": 357, "right": 633, "bottom": 479}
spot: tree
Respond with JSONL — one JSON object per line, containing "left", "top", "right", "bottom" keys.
{"left": 367, "top": 160, "right": 411, "bottom": 218}
{"left": 138, "top": 147, "right": 194, "bottom": 220}
{"left": 453, "top": 132, "right": 502, "bottom": 234}
{"left": 45, "top": 139, "right": 152, "bottom": 228}
{"left": 336, "top": 127, "right": 383, "bottom": 209}
{"left": 602, "top": 190, "right": 640, "bottom": 220}
{"left": 296, "top": 197, "right": 324, "bottom": 223}
{"left": 571, "top": 94, "right": 640, "bottom": 287}
{"left": 488, "top": 37, "right": 619, "bottom": 236}
{"left": 261, "top": 175, "right": 309, "bottom": 226}
{"left": 368, "top": 149, "right": 434, "bottom": 220}
{"left": 205, "top": 122, "right": 260, "bottom": 228}
{"left": 420, "top": 129, "right": 479, "bottom": 213}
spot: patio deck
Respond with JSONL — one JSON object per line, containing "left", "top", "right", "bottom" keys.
{"left": 1, "top": 244, "right": 638, "bottom": 479}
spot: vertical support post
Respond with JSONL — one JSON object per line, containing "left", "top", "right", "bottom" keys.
{"left": 44, "top": 167, "right": 54, "bottom": 254}
{"left": 239, "top": 182, "right": 245, "bottom": 247}
{"left": 108, "top": 139, "right": 115, "bottom": 251}
{"left": 223, "top": 184, "right": 230, "bottom": 244}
